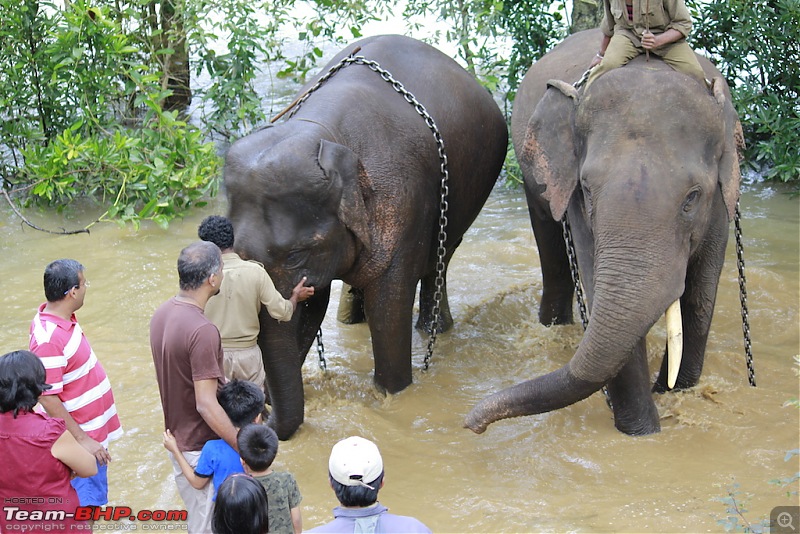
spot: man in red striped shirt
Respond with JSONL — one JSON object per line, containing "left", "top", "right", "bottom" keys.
{"left": 29, "top": 258, "right": 123, "bottom": 510}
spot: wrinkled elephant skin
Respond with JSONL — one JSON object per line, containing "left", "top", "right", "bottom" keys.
{"left": 465, "top": 29, "right": 743, "bottom": 436}
{"left": 225, "top": 35, "right": 508, "bottom": 439}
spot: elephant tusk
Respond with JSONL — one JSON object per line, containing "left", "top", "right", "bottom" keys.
{"left": 666, "top": 299, "right": 683, "bottom": 389}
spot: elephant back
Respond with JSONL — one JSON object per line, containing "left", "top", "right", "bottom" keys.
{"left": 292, "top": 34, "right": 509, "bottom": 245}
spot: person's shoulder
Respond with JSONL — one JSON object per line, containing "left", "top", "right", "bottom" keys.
{"left": 243, "top": 259, "right": 266, "bottom": 270}
{"left": 304, "top": 522, "right": 337, "bottom": 533}
{"left": 386, "top": 513, "right": 432, "bottom": 533}
{"left": 274, "top": 469, "right": 297, "bottom": 480}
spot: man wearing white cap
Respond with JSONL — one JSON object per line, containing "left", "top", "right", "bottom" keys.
{"left": 307, "top": 436, "right": 432, "bottom": 533}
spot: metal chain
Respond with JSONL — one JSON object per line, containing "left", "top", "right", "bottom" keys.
{"left": 561, "top": 215, "right": 611, "bottom": 408}
{"left": 315, "top": 327, "right": 327, "bottom": 371}
{"left": 424, "top": 136, "right": 450, "bottom": 371}
{"left": 287, "top": 51, "right": 450, "bottom": 371}
{"left": 734, "top": 202, "right": 756, "bottom": 386}
{"left": 561, "top": 217, "right": 589, "bottom": 330}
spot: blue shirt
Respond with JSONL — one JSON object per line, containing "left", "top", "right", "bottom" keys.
{"left": 306, "top": 503, "right": 431, "bottom": 533}
{"left": 194, "top": 439, "right": 244, "bottom": 499}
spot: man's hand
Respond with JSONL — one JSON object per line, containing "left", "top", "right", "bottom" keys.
{"left": 39, "top": 394, "right": 110, "bottom": 465}
{"left": 642, "top": 28, "right": 682, "bottom": 50}
{"left": 641, "top": 30, "right": 658, "bottom": 50}
{"left": 78, "top": 434, "right": 112, "bottom": 465}
{"left": 292, "top": 276, "right": 315, "bottom": 303}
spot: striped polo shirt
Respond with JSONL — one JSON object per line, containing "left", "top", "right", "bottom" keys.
{"left": 29, "top": 304, "right": 123, "bottom": 448}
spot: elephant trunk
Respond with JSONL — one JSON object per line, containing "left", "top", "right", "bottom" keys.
{"left": 464, "top": 365, "right": 602, "bottom": 433}
{"left": 465, "top": 247, "right": 677, "bottom": 434}
{"left": 260, "top": 317, "right": 305, "bottom": 440}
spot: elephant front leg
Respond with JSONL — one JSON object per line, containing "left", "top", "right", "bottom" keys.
{"left": 653, "top": 263, "right": 726, "bottom": 393}
{"left": 363, "top": 277, "right": 417, "bottom": 394}
{"left": 653, "top": 205, "right": 728, "bottom": 393}
{"left": 527, "top": 191, "right": 574, "bottom": 325}
{"left": 416, "top": 265, "right": 453, "bottom": 334}
{"left": 606, "top": 339, "right": 661, "bottom": 435}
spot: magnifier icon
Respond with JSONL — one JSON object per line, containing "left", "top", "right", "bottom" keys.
{"left": 778, "top": 511, "right": 796, "bottom": 531}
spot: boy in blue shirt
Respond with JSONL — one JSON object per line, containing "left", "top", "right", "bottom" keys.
{"left": 163, "top": 379, "right": 264, "bottom": 499}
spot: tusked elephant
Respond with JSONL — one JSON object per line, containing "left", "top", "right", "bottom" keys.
{"left": 465, "top": 29, "right": 743, "bottom": 436}
{"left": 225, "top": 34, "right": 508, "bottom": 439}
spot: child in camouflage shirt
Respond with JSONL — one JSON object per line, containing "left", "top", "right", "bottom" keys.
{"left": 238, "top": 424, "right": 303, "bottom": 534}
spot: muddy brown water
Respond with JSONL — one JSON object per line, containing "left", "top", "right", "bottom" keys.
{"left": 1, "top": 183, "right": 797, "bottom": 532}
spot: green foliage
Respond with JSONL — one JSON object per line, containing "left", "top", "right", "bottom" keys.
{"left": 189, "top": 0, "right": 291, "bottom": 139}
{"left": 3, "top": 0, "right": 797, "bottom": 230}
{"left": 277, "top": 1, "right": 389, "bottom": 85}
{"left": 689, "top": 0, "right": 800, "bottom": 183}
{"left": 399, "top": 0, "right": 567, "bottom": 98}
{"left": 1, "top": 0, "right": 220, "bottom": 228}
{"left": 493, "top": 0, "right": 568, "bottom": 97}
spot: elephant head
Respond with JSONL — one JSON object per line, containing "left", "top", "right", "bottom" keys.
{"left": 467, "top": 53, "right": 743, "bottom": 436}
{"left": 224, "top": 127, "right": 373, "bottom": 438}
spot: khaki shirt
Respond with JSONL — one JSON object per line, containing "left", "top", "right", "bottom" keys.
{"left": 205, "top": 252, "right": 294, "bottom": 349}
{"left": 601, "top": 0, "right": 692, "bottom": 46}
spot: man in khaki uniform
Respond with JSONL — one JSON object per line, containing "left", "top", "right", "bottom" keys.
{"left": 587, "top": 0, "right": 707, "bottom": 87}
{"left": 199, "top": 215, "right": 314, "bottom": 391}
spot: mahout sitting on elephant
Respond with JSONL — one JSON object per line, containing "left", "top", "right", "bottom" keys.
{"left": 465, "top": 29, "right": 743, "bottom": 436}
{"left": 224, "top": 34, "right": 508, "bottom": 439}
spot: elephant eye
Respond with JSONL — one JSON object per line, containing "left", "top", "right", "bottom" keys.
{"left": 682, "top": 188, "right": 701, "bottom": 213}
{"left": 284, "top": 249, "right": 310, "bottom": 270}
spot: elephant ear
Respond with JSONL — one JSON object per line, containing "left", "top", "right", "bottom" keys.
{"left": 318, "top": 139, "right": 371, "bottom": 252}
{"left": 712, "top": 77, "right": 744, "bottom": 221}
{"left": 519, "top": 79, "right": 580, "bottom": 220}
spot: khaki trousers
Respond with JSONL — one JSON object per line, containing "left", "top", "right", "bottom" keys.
{"left": 169, "top": 450, "right": 214, "bottom": 534}
{"left": 222, "top": 345, "right": 266, "bottom": 392}
{"left": 587, "top": 33, "right": 707, "bottom": 87}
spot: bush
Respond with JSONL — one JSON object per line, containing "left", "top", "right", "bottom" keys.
{"left": 689, "top": 0, "right": 800, "bottom": 183}
{"left": 0, "top": 0, "right": 220, "bottom": 228}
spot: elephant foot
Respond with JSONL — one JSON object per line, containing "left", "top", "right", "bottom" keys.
{"left": 610, "top": 393, "right": 661, "bottom": 436}
{"left": 652, "top": 380, "right": 670, "bottom": 394}
{"left": 373, "top": 371, "right": 412, "bottom": 396}
{"left": 615, "top": 416, "right": 661, "bottom": 436}
{"left": 415, "top": 313, "right": 453, "bottom": 335}
{"left": 538, "top": 294, "right": 574, "bottom": 326}
{"left": 653, "top": 360, "right": 702, "bottom": 394}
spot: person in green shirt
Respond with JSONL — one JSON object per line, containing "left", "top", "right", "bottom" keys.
{"left": 587, "top": 0, "right": 707, "bottom": 87}
{"left": 199, "top": 215, "right": 314, "bottom": 392}
{"left": 238, "top": 423, "right": 303, "bottom": 534}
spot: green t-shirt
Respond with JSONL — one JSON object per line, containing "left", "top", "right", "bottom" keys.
{"left": 254, "top": 471, "right": 302, "bottom": 534}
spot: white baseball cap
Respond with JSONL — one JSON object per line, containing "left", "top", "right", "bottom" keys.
{"left": 328, "top": 436, "right": 384, "bottom": 490}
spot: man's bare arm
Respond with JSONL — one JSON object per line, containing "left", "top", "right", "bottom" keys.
{"left": 39, "top": 395, "right": 111, "bottom": 465}
{"left": 194, "top": 379, "right": 238, "bottom": 450}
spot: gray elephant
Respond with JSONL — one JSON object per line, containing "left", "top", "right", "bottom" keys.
{"left": 465, "top": 29, "right": 743, "bottom": 436}
{"left": 225, "top": 34, "right": 508, "bottom": 439}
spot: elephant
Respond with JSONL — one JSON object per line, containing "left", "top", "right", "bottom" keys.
{"left": 465, "top": 29, "right": 743, "bottom": 436}
{"left": 224, "top": 34, "right": 508, "bottom": 439}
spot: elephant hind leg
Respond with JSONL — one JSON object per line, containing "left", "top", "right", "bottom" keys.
{"left": 606, "top": 340, "right": 661, "bottom": 435}
{"left": 336, "top": 283, "right": 367, "bottom": 324}
{"left": 416, "top": 268, "right": 453, "bottom": 334}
